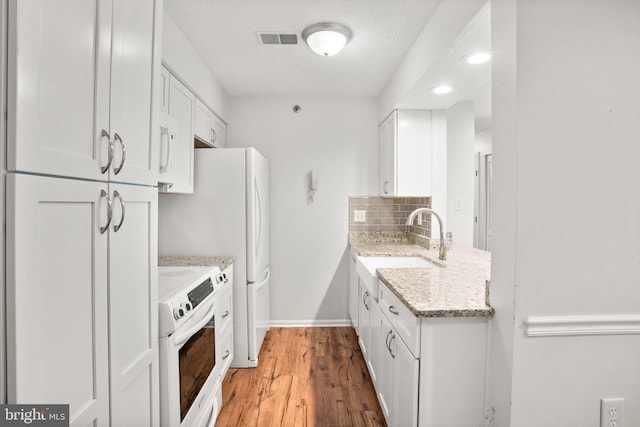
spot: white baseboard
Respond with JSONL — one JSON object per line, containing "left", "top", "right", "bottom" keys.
{"left": 524, "top": 314, "right": 640, "bottom": 337}
{"left": 270, "top": 319, "right": 352, "bottom": 328}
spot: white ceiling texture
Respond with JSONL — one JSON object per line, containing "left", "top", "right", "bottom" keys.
{"left": 165, "top": 0, "right": 490, "bottom": 125}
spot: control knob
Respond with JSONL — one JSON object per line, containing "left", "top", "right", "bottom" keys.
{"left": 182, "top": 302, "right": 193, "bottom": 312}
{"left": 173, "top": 306, "right": 186, "bottom": 320}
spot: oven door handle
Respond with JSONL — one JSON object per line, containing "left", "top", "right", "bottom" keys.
{"left": 173, "top": 301, "right": 216, "bottom": 347}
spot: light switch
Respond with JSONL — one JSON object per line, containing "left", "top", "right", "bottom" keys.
{"left": 455, "top": 199, "right": 463, "bottom": 211}
{"left": 354, "top": 210, "right": 366, "bottom": 222}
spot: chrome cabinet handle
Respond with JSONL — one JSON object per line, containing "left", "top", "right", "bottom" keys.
{"left": 362, "top": 291, "right": 370, "bottom": 310}
{"left": 113, "top": 191, "right": 125, "bottom": 232}
{"left": 160, "top": 126, "right": 170, "bottom": 172}
{"left": 385, "top": 330, "right": 393, "bottom": 353}
{"left": 222, "top": 310, "right": 230, "bottom": 319}
{"left": 388, "top": 333, "right": 396, "bottom": 359}
{"left": 100, "top": 189, "right": 112, "bottom": 234}
{"left": 211, "top": 128, "right": 217, "bottom": 144}
{"left": 113, "top": 133, "right": 126, "bottom": 175}
{"left": 388, "top": 305, "right": 399, "bottom": 316}
{"left": 101, "top": 129, "right": 114, "bottom": 174}
{"left": 222, "top": 350, "right": 230, "bottom": 360}
{"left": 383, "top": 181, "right": 389, "bottom": 194}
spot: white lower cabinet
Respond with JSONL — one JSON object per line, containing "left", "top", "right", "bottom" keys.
{"left": 352, "top": 257, "right": 488, "bottom": 427}
{"left": 357, "top": 280, "right": 373, "bottom": 360}
{"left": 108, "top": 183, "right": 159, "bottom": 426}
{"left": 215, "top": 265, "right": 234, "bottom": 381}
{"left": 378, "top": 314, "right": 419, "bottom": 427}
{"left": 395, "top": 328, "right": 420, "bottom": 427}
{"left": 7, "top": 173, "right": 159, "bottom": 426}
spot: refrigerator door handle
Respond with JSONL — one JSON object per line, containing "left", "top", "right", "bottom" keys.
{"left": 253, "top": 268, "right": 270, "bottom": 290}
{"left": 255, "top": 177, "right": 263, "bottom": 257}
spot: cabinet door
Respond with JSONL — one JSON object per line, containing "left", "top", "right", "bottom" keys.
{"left": 378, "top": 318, "right": 396, "bottom": 425}
{"left": 396, "top": 110, "right": 432, "bottom": 196}
{"left": 357, "top": 281, "right": 372, "bottom": 360}
{"left": 159, "top": 66, "right": 170, "bottom": 116}
{"left": 349, "top": 252, "right": 359, "bottom": 330}
{"left": 109, "top": 0, "right": 157, "bottom": 185}
{"left": 166, "top": 75, "right": 195, "bottom": 193}
{"left": 6, "top": 174, "right": 110, "bottom": 427}
{"left": 194, "top": 98, "right": 214, "bottom": 146}
{"left": 395, "top": 335, "right": 419, "bottom": 427}
{"left": 368, "top": 302, "right": 383, "bottom": 386}
{"left": 7, "top": 0, "right": 112, "bottom": 181}
{"left": 379, "top": 112, "right": 396, "bottom": 196}
{"left": 108, "top": 183, "right": 159, "bottom": 426}
{"left": 158, "top": 68, "right": 177, "bottom": 185}
{"left": 211, "top": 113, "right": 226, "bottom": 148}
{"left": 195, "top": 99, "right": 226, "bottom": 149}
{"left": 378, "top": 317, "right": 419, "bottom": 427}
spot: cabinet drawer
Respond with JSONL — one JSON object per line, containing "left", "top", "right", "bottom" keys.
{"left": 215, "top": 287, "right": 233, "bottom": 333}
{"left": 217, "top": 328, "right": 233, "bottom": 381}
{"left": 378, "top": 279, "right": 420, "bottom": 357}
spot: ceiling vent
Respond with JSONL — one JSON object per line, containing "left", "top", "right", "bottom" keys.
{"left": 258, "top": 32, "right": 298, "bottom": 45}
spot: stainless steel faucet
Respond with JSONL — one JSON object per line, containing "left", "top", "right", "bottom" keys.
{"left": 406, "top": 208, "right": 447, "bottom": 260}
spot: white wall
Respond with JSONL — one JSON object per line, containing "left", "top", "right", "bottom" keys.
{"left": 488, "top": 0, "right": 640, "bottom": 425}
{"left": 227, "top": 96, "right": 379, "bottom": 324}
{"left": 430, "top": 110, "right": 447, "bottom": 235}
{"left": 446, "top": 101, "right": 475, "bottom": 246}
{"left": 162, "top": 12, "right": 229, "bottom": 121}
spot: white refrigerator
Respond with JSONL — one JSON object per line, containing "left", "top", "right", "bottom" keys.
{"left": 158, "top": 147, "right": 270, "bottom": 368}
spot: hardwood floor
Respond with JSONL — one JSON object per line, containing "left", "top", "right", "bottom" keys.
{"left": 215, "top": 327, "right": 387, "bottom": 427}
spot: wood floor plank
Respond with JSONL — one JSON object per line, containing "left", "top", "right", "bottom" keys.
{"left": 216, "top": 327, "right": 386, "bottom": 427}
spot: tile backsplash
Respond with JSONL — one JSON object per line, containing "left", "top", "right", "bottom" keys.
{"left": 349, "top": 196, "right": 431, "bottom": 237}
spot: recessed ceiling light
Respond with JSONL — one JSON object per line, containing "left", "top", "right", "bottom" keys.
{"left": 433, "top": 85, "right": 452, "bottom": 95}
{"left": 466, "top": 52, "right": 491, "bottom": 64}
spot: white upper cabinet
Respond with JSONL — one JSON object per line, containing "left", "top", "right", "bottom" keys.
{"left": 158, "top": 66, "right": 177, "bottom": 186}
{"left": 164, "top": 74, "right": 196, "bottom": 193}
{"left": 379, "top": 110, "right": 432, "bottom": 197}
{"left": 108, "top": 0, "right": 157, "bottom": 184}
{"left": 194, "top": 98, "right": 226, "bottom": 148}
{"left": 379, "top": 112, "right": 396, "bottom": 196}
{"left": 8, "top": 0, "right": 158, "bottom": 185}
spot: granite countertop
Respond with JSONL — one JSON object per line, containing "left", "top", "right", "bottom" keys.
{"left": 349, "top": 234, "right": 494, "bottom": 318}
{"left": 158, "top": 256, "right": 233, "bottom": 272}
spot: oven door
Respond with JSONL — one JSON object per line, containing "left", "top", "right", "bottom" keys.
{"left": 160, "top": 299, "right": 220, "bottom": 427}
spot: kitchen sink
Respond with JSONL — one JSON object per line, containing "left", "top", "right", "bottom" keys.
{"left": 356, "top": 256, "right": 434, "bottom": 299}
{"left": 358, "top": 256, "right": 434, "bottom": 276}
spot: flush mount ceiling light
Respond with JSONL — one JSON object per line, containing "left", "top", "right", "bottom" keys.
{"left": 433, "top": 85, "right": 453, "bottom": 95}
{"left": 302, "top": 22, "right": 352, "bottom": 57}
{"left": 465, "top": 51, "right": 491, "bottom": 64}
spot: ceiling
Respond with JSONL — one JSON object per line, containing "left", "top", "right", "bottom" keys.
{"left": 164, "top": 0, "right": 442, "bottom": 97}
{"left": 397, "top": 3, "right": 491, "bottom": 130}
{"left": 165, "top": 0, "right": 491, "bottom": 130}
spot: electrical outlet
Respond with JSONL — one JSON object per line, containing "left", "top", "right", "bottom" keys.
{"left": 417, "top": 213, "right": 422, "bottom": 225}
{"left": 354, "top": 210, "right": 366, "bottom": 222}
{"left": 601, "top": 398, "right": 624, "bottom": 427}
